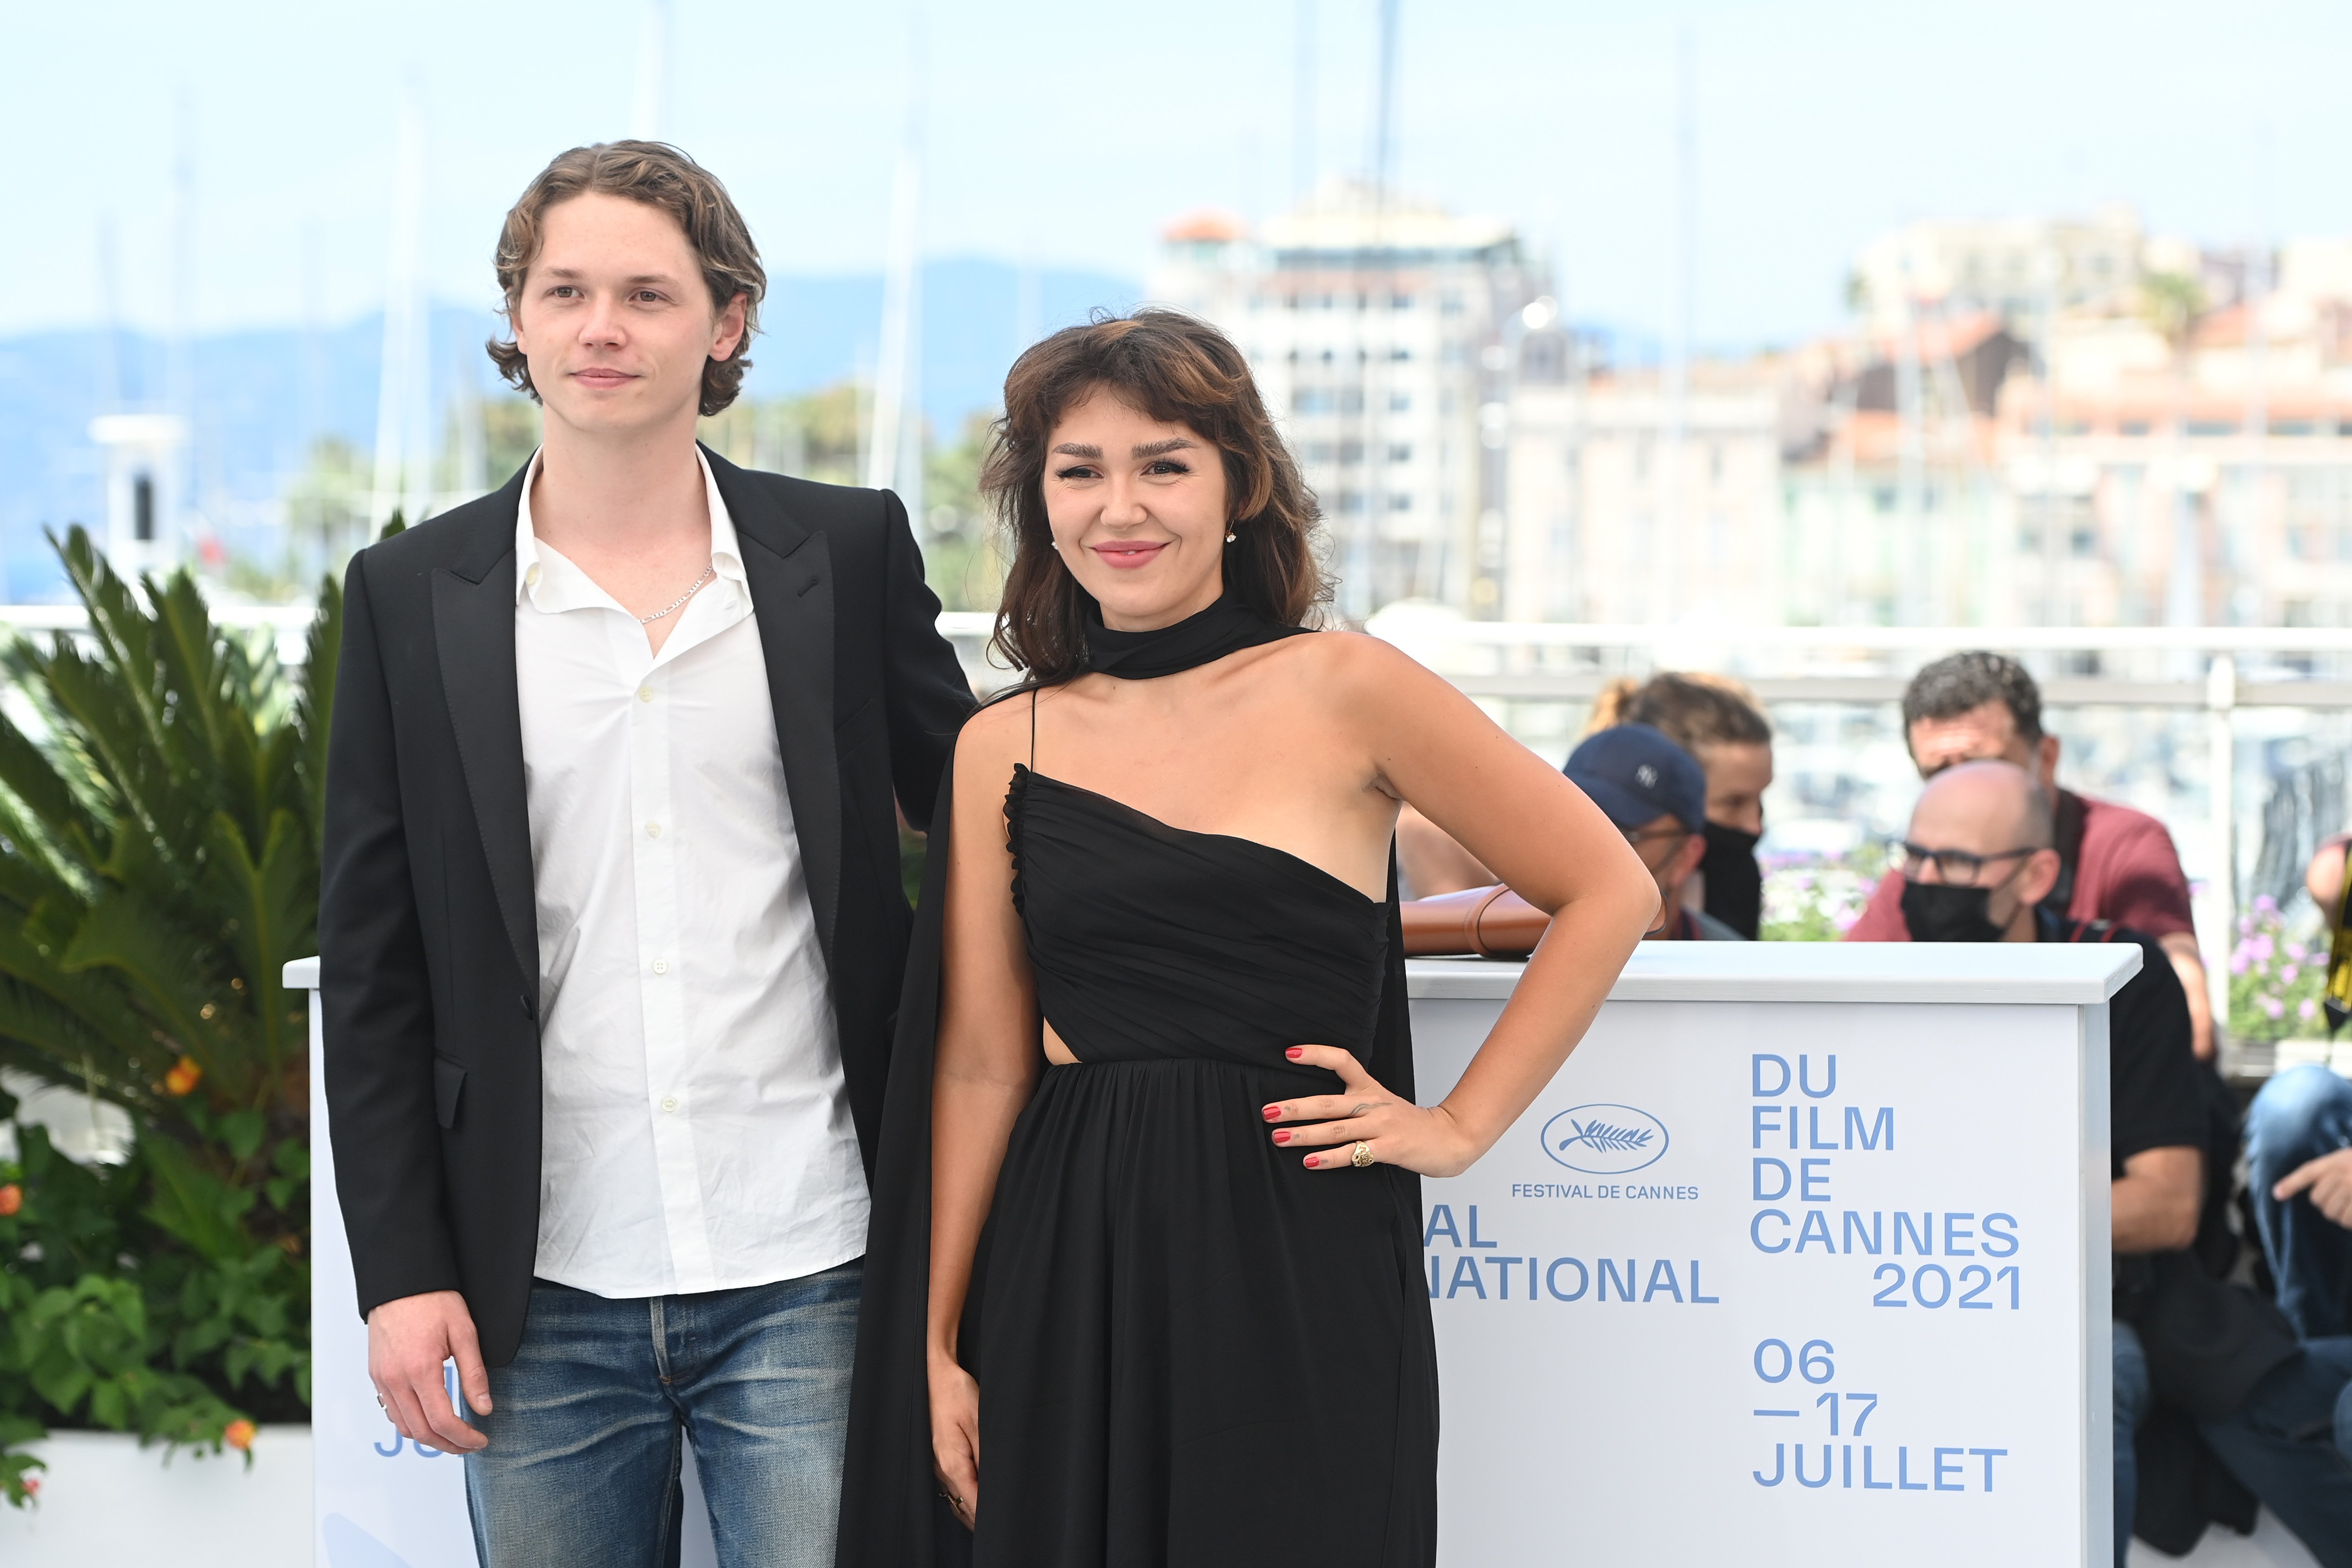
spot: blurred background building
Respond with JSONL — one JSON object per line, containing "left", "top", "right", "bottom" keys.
{"left": 13, "top": 0, "right": 2352, "bottom": 1033}
{"left": 1150, "top": 180, "right": 1537, "bottom": 618}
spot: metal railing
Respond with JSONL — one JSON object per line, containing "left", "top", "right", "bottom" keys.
{"left": 937, "top": 611, "right": 2352, "bottom": 1049}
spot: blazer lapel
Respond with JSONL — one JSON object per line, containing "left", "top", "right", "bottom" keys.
{"left": 431, "top": 529, "right": 540, "bottom": 1002}
{"left": 718, "top": 456, "right": 842, "bottom": 976}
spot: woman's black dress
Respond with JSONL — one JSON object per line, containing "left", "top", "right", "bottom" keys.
{"left": 837, "top": 600, "right": 1437, "bottom": 1568}
{"left": 968, "top": 766, "right": 1437, "bottom": 1565}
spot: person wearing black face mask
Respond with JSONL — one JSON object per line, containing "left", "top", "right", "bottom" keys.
{"left": 1898, "top": 761, "right": 2352, "bottom": 1566}
{"left": 1598, "top": 673, "right": 1773, "bottom": 939}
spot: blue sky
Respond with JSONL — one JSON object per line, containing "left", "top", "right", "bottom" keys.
{"left": 10, "top": 0, "right": 2352, "bottom": 350}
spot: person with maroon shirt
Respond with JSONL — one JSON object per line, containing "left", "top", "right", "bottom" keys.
{"left": 1843, "top": 650, "right": 2214, "bottom": 1059}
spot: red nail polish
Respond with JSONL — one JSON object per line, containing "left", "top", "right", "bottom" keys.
{"left": 1286, "top": 1047, "right": 1303, "bottom": 1060}
{"left": 1304, "top": 1154, "right": 1318, "bottom": 1167}
{"left": 1272, "top": 1129, "right": 1290, "bottom": 1143}
{"left": 1261, "top": 1105, "right": 1281, "bottom": 1121}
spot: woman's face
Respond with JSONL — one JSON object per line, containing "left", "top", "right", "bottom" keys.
{"left": 1041, "top": 388, "right": 1230, "bottom": 632}
{"left": 1697, "top": 741, "right": 1774, "bottom": 835}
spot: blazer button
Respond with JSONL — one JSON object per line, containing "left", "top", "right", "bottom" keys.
{"left": 519, "top": 993, "right": 535, "bottom": 1020}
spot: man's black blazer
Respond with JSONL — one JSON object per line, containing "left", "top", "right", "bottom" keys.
{"left": 319, "top": 447, "right": 974, "bottom": 1365}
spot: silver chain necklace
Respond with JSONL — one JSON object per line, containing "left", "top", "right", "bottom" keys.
{"left": 639, "top": 565, "right": 716, "bottom": 625}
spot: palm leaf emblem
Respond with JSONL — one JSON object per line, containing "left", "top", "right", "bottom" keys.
{"left": 1556, "top": 1119, "right": 1655, "bottom": 1155}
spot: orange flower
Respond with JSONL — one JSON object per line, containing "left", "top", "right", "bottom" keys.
{"left": 0, "top": 1184, "right": 19, "bottom": 1217}
{"left": 223, "top": 1420, "right": 255, "bottom": 1452}
{"left": 21, "top": 1475, "right": 37, "bottom": 1497}
{"left": 163, "top": 1056, "right": 202, "bottom": 1096}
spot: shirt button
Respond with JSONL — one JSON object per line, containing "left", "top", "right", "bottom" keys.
{"left": 637, "top": 685, "right": 654, "bottom": 703}
{"left": 525, "top": 564, "right": 541, "bottom": 588}
{"left": 661, "top": 1096, "right": 679, "bottom": 1113}
{"left": 651, "top": 959, "right": 670, "bottom": 976}
{"left": 646, "top": 822, "right": 662, "bottom": 838}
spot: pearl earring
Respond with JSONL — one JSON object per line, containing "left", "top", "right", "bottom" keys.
{"left": 1225, "top": 530, "right": 1237, "bottom": 543}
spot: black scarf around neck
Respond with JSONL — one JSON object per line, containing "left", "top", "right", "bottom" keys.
{"left": 1082, "top": 592, "right": 1311, "bottom": 679}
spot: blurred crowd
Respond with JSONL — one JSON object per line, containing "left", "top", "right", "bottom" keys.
{"left": 1400, "top": 650, "right": 2352, "bottom": 1562}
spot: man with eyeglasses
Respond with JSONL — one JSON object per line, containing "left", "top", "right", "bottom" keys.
{"left": 1562, "top": 724, "right": 1741, "bottom": 941}
{"left": 1896, "top": 760, "right": 2352, "bottom": 1565}
{"left": 1844, "top": 651, "right": 2213, "bottom": 1061}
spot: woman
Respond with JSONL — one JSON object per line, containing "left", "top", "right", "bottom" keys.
{"left": 837, "top": 311, "right": 1656, "bottom": 1567}
{"left": 1586, "top": 673, "right": 1774, "bottom": 938}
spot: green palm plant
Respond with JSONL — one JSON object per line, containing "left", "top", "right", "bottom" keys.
{"left": 0, "top": 524, "right": 347, "bottom": 1503}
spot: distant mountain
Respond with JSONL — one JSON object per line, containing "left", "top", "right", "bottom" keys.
{"left": 0, "top": 258, "right": 1137, "bottom": 600}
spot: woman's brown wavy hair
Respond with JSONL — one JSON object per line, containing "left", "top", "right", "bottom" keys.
{"left": 486, "top": 140, "right": 764, "bottom": 417}
{"left": 984, "top": 310, "right": 1328, "bottom": 684}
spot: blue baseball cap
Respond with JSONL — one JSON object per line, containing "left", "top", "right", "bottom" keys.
{"left": 1564, "top": 723, "right": 1707, "bottom": 834}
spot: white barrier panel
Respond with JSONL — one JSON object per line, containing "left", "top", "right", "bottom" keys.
{"left": 1408, "top": 942, "right": 2132, "bottom": 1568}
{"left": 297, "top": 941, "right": 2130, "bottom": 1564}
{"left": 289, "top": 961, "right": 719, "bottom": 1568}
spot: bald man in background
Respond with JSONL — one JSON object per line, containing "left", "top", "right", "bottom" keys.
{"left": 1898, "top": 762, "right": 2352, "bottom": 1564}
{"left": 1845, "top": 652, "right": 2214, "bottom": 1060}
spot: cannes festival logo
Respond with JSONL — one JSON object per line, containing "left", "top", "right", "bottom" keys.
{"left": 1541, "top": 1102, "right": 1670, "bottom": 1175}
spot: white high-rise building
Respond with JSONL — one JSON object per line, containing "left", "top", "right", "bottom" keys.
{"left": 1149, "top": 180, "right": 1539, "bottom": 618}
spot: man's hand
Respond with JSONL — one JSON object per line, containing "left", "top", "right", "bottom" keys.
{"left": 368, "top": 1289, "right": 492, "bottom": 1453}
{"left": 2273, "top": 1148, "right": 2352, "bottom": 1230}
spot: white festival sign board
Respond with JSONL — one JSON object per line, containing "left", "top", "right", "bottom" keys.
{"left": 1414, "top": 942, "right": 2131, "bottom": 1567}
{"left": 297, "top": 941, "right": 2131, "bottom": 1566}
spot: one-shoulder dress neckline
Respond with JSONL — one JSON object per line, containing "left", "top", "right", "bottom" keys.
{"left": 1010, "top": 764, "right": 1383, "bottom": 910}
{"left": 975, "top": 754, "right": 1434, "bottom": 1566}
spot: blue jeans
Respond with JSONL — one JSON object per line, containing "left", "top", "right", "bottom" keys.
{"left": 465, "top": 1262, "right": 862, "bottom": 1568}
{"left": 2116, "top": 1321, "right": 2151, "bottom": 1568}
{"left": 2247, "top": 1065, "right": 2352, "bottom": 1340}
{"left": 2197, "top": 1339, "right": 2352, "bottom": 1568}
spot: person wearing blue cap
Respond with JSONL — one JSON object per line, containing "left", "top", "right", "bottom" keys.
{"left": 1563, "top": 724, "right": 1744, "bottom": 941}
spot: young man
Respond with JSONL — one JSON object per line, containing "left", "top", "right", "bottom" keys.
{"left": 1562, "top": 724, "right": 1742, "bottom": 941}
{"left": 1896, "top": 761, "right": 2352, "bottom": 1565}
{"left": 1843, "top": 651, "right": 2215, "bottom": 1059}
{"left": 320, "top": 143, "right": 973, "bottom": 1567}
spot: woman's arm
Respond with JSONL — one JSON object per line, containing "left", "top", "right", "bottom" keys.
{"left": 927, "top": 703, "right": 1042, "bottom": 1523}
{"left": 1270, "top": 640, "right": 1659, "bottom": 1178}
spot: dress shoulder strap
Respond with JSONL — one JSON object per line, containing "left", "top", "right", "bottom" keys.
{"left": 1029, "top": 687, "right": 1038, "bottom": 769}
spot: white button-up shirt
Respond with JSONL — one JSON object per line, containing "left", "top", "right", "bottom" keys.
{"left": 514, "top": 447, "right": 868, "bottom": 1298}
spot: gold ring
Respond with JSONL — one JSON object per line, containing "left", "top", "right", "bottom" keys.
{"left": 1350, "top": 1141, "right": 1374, "bottom": 1168}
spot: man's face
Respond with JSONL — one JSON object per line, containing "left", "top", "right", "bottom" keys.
{"left": 1906, "top": 700, "right": 2058, "bottom": 790}
{"left": 1902, "top": 766, "right": 2061, "bottom": 933}
{"left": 510, "top": 191, "right": 746, "bottom": 440}
{"left": 1626, "top": 811, "right": 1705, "bottom": 930}
{"left": 1697, "top": 741, "right": 1772, "bottom": 836}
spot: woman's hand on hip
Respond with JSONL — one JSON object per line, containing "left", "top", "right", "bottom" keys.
{"left": 928, "top": 1352, "right": 980, "bottom": 1530}
{"left": 1262, "top": 1044, "right": 1481, "bottom": 1179}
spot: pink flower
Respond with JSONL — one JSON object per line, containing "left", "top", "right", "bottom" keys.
{"left": 2263, "top": 995, "right": 2286, "bottom": 1020}
{"left": 2301, "top": 999, "right": 2320, "bottom": 1021}
{"left": 2257, "top": 894, "right": 2280, "bottom": 914}
{"left": 2232, "top": 952, "right": 2252, "bottom": 975}
{"left": 2289, "top": 943, "right": 2310, "bottom": 963}
{"left": 2283, "top": 964, "right": 2301, "bottom": 985}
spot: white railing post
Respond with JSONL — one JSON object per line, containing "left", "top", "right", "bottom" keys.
{"left": 2206, "top": 654, "right": 2238, "bottom": 1036}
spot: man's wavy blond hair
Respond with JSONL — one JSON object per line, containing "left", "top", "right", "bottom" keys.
{"left": 487, "top": 141, "right": 765, "bottom": 418}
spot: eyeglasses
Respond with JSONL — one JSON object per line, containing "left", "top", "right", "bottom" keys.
{"left": 1892, "top": 841, "right": 2042, "bottom": 887}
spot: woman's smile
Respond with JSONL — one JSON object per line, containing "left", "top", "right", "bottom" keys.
{"left": 1090, "top": 539, "right": 1170, "bottom": 570}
